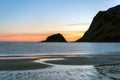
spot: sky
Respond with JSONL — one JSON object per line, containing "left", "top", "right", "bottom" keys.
{"left": 0, "top": 0, "right": 120, "bottom": 42}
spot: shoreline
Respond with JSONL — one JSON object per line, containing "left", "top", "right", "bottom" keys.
{"left": 0, "top": 54, "right": 119, "bottom": 64}
{"left": 0, "top": 54, "right": 119, "bottom": 70}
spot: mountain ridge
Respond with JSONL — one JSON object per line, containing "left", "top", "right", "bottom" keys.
{"left": 77, "top": 5, "right": 120, "bottom": 42}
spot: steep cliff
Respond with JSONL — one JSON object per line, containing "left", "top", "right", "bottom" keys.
{"left": 77, "top": 5, "right": 120, "bottom": 42}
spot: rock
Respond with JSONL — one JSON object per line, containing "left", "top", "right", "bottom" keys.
{"left": 77, "top": 5, "right": 120, "bottom": 42}
{"left": 44, "top": 33, "right": 67, "bottom": 42}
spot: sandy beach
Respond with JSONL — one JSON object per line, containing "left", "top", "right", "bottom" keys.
{"left": 0, "top": 54, "right": 120, "bottom": 80}
{"left": 0, "top": 54, "right": 119, "bottom": 70}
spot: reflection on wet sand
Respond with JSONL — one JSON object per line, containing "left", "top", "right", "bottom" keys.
{"left": 0, "top": 54, "right": 119, "bottom": 80}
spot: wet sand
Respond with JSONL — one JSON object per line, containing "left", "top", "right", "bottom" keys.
{"left": 0, "top": 54, "right": 120, "bottom": 70}
{"left": 0, "top": 54, "right": 119, "bottom": 80}
{"left": 0, "top": 56, "right": 51, "bottom": 70}
{"left": 45, "top": 54, "right": 120, "bottom": 65}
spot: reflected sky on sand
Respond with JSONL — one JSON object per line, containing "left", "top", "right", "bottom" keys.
{"left": 0, "top": 65, "right": 111, "bottom": 80}
{"left": 0, "top": 54, "right": 119, "bottom": 80}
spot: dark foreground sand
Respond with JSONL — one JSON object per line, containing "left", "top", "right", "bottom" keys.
{"left": 0, "top": 54, "right": 120, "bottom": 80}
{"left": 45, "top": 54, "right": 120, "bottom": 65}
{"left": 0, "top": 56, "right": 51, "bottom": 70}
{"left": 0, "top": 54, "right": 119, "bottom": 70}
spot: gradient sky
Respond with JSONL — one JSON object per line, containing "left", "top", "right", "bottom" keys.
{"left": 0, "top": 0, "right": 120, "bottom": 42}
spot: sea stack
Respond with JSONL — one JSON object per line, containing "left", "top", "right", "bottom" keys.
{"left": 43, "top": 33, "right": 67, "bottom": 42}
{"left": 77, "top": 5, "right": 120, "bottom": 42}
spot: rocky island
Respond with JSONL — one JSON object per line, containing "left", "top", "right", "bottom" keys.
{"left": 43, "top": 33, "right": 67, "bottom": 42}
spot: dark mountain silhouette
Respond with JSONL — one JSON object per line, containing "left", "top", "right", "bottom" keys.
{"left": 77, "top": 5, "right": 120, "bottom": 42}
{"left": 43, "top": 33, "right": 67, "bottom": 42}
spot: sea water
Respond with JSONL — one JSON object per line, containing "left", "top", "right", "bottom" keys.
{"left": 0, "top": 42, "right": 120, "bottom": 56}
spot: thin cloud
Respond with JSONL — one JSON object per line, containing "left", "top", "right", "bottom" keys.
{"left": 0, "top": 33, "right": 49, "bottom": 37}
{"left": 0, "top": 31, "right": 84, "bottom": 38}
{"left": 67, "top": 23, "right": 90, "bottom": 26}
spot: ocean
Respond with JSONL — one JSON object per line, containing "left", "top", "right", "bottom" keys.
{"left": 0, "top": 42, "right": 120, "bottom": 56}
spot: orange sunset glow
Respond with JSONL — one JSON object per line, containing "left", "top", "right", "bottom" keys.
{"left": 0, "top": 31, "right": 84, "bottom": 42}
{"left": 0, "top": 0, "right": 119, "bottom": 42}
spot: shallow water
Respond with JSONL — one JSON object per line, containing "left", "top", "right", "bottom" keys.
{"left": 0, "top": 65, "right": 111, "bottom": 80}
